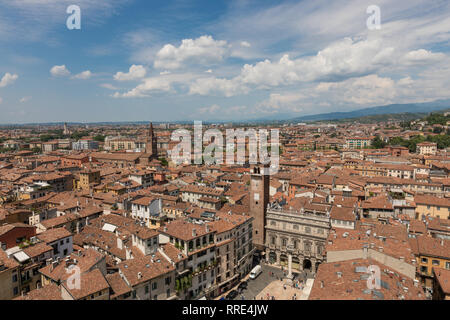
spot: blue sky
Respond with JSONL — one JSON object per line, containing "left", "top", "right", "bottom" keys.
{"left": 0, "top": 0, "right": 450, "bottom": 123}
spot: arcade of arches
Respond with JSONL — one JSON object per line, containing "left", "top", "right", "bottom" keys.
{"left": 266, "top": 250, "right": 322, "bottom": 274}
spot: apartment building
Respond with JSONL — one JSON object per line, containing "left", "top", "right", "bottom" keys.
{"left": 212, "top": 211, "right": 254, "bottom": 296}
{"left": 432, "top": 267, "right": 450, "bottom": 300}
{"left": 0, "top": 249, "right": 20, "bottom": 299}
{"left": 414, "top": 195, "right": 450, "bottom": 219}
{"left": 72, "top": 139, "right": 99, "bottom": 151}
{"left": 345, "top": 137, "right": 372, "bottom": 149}
{"left": 78, "top": 169, "right": 101, "bottom": 191}
{"left": 410, "top": 236, "right": 450, "bottom": 289}
{"left": 0, "top": 223, "right": 36, "bottom": 249}
{"left": 417, "top": 142, "right": 438, "bottom": 155}
{"left": 158, "top": 219, "right": 217, "bottom": 299}
{"left": 60, "top": 154, "right": 91, "bottom": 167}
{"left": 180, "top": 185, "right": 223, "bottom": 207}
{"left": 117, "top": 251, "right": 177, "bottom": 300}
{"left": 131, "top": 197, "right": 167, "bottom": 229}
{"left": 129, "top": 170, "right": 154, "bottom": 188}
{"left": 36, "top": 227, "right": 73, "bottom": 259}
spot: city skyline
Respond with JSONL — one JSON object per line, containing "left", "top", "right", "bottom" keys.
{"left": 0, "top": 0, "right": 450, "bottom": 123}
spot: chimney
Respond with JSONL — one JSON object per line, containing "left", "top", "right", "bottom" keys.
{"left": 163, "top": 226, "right": 167, "bottom": 232}
{"left": 192, "top": 228, "right": 196, "bottom": 237}
{"left": 137, "top": 272, "right": 142, "bottom": 279}
{"left": 320, "top": 281, "right": 324, "bottom": 288}
{"left": 205, "top": 224, "right": 210, "bottom": 233}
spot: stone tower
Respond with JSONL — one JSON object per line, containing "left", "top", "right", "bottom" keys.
{"left": 63, "top": 122, "right": 69, "bottom": 135}
{"left": 145, "top": 122, "right": 158, "bottom": 158}
{"left": 249, "top": 164, "right": 270, "bottom": 251}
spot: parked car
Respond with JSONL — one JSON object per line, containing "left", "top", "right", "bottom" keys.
{"left": 226, "top": 290, "right": 238, "bottom": 300}
{"left": 237, "top": 281, "right": 248, "bottom": 292}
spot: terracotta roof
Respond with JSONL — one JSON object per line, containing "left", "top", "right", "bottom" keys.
{"left": 62, "top": 268, "right": 110, "bottom": 300}
{"left": 118, "top": 251, "right": 175, "bottom": 287}
{"left": 14, "top": 283, "right": 62, "bottom": 300}
{"left": 309, "top": 258, "right": 424, "bottom": 300}
{"left": 330, "top": 206, "right": 355, "bottom": 222}
{"left": 106, "top": 273, "right": 132, "bottom": 299}
{"left": 433, "top": 267, "right": 450, "bottom": 294}
{"left": 37, "top": 227, "right": 72, "bottom": 243}
{"left": 159, "top": 219, "right": 214, "bottom": 241}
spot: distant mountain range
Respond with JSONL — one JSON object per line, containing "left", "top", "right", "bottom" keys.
{"left": 2, "top": 99, "right": 450, "bottom": 126}
{"left": 288, "top": 99, "right": 450, "bottom": 122}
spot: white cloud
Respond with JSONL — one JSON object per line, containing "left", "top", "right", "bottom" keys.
{"left": 113, "top": 76, "right": 172, "bottom": 98}
{"left": 188, "top": 37, "right": 397, "bottom": 96}
{"left": 154, "top": 35, "right": 229, "bottom": 69}
{"left": 113, "top": 73, "right": 197, "bottom": 98}
{"left": 189, "top": 77, "right": 248, "bottom": 97}
{"left": 19, "top": 96, "right": 31, "bottom": 103}
{"left": 0, "top": 0, "right": 132, "bottom": 43}
{"left": 100, "top": 83, "right": 119, "bottom": 90}
{"left": 195, "top": 104, "right": 249, "bottom": 119}
{"left": 0, "top": 72, "right": 19, "bottom": 87}
{"left": 240, "top": 41, "right": 251, "bottom": 48}
{"left": 255, "top": 92, "right": 306, "bottom": 114}
{"left": 198, "top": 104, "right": 221, "bottom": 114}
{"left": 114, "top": 65, "right": 146, "bottom": 81}
{"left": 402, "top": 49, "right": 446, "bottom": 65}
{"left": 50, "top": 65, "right": 70, "bottom": 77}
{"left": 73, "top": 70, "right": 92, "bottom": 80}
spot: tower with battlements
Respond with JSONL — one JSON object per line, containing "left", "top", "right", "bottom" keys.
{"left": 145, "top": 122, "right": 158, "bottom": 158}
{"left": 249, "top": 164, "right": 270, "bottom": 251}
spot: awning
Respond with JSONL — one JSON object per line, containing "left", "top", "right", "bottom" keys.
{"left": 13, "top": 251, "right": 30, "bottom": 263}
{"left": 102, "top": 223, "right": 117, "bottom": 233}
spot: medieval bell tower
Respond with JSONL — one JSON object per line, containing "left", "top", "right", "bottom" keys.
{"left": 145, "top": 122, "right": 158, "bottom": 158}
{"left": 249, "top": 164, "right": 270, "bottom": 251}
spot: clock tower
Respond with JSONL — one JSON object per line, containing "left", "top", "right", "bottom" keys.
{"left": 249, "top": 164, "right": 270, "bottom": 251}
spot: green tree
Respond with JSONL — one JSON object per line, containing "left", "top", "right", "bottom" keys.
{"left": 159, "top": 157, "right": 168, "bottom": 166}
{"left": 372, "top": 136, "right": 386, "bottom": 149}
{"left": 93, "top": 135, "right": 106, "bottom": 142}
{"left": 31, "top": 147, "right": 42, "bottom": 154}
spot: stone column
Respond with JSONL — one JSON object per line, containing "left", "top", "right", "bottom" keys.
{"left": 311, "top": 258, "right": 317, "bottom": 274}
{"left": 287, "top": 254, "right": 293, "bottom": 279}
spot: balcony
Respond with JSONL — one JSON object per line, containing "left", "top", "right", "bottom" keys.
{"left": 21, "top": 277, "right": 32, "bottom": 286}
